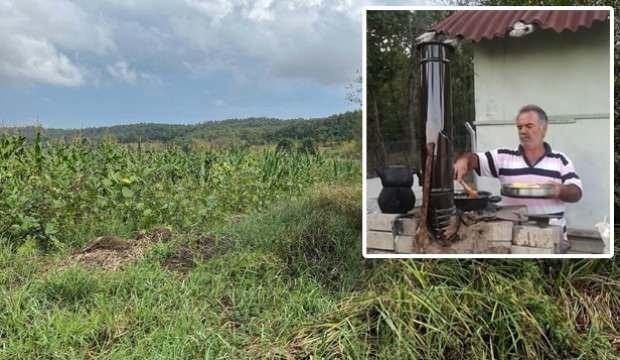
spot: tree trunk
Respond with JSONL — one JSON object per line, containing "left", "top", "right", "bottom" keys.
{"left": 368, "top": 88, "right": 387, "bottom": 173}
{"left": 407, "top": 65, "right": 419, "bottom": 170}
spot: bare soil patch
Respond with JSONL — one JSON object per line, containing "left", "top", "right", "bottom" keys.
{"left": 59, "top": 228, "right": 171, "bottom": 272}
{"left": 161, "top": 235, "right": 219, "bottom": 274}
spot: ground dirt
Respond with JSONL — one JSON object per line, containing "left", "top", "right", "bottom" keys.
{"left": 58, "top": 228, "right": 172, "bottom": 272}
{"left": 54, "top": 229, "right": 221, "bottom": 274}
{"left": 161, "top": 235, "right": 218, "bottom": 274}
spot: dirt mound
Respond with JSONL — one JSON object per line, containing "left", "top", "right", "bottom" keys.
{"left": 60, "top": 229, "right": 171, "bottom": 272}
{"left": 58, "top": 230, "right": 220, "bottom": 274}
{"left": 161, "top": 235, "right": 218, "bottom": 274}
{"left": 137, "top": 227, "right": 173, "bottom": 242}
{"left": 78, "top": 236, "right": 131, "bottom": 253}
{"left": 162, "top": 246, "right": 195, "bottom": 274}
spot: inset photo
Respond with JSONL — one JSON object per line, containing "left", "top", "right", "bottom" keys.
{"left": 363, "top": 7, "right": 614, "bottom": 258}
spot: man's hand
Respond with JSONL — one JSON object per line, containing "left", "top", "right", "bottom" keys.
{"left": 453, "top": 157, "right": 469, "bottom": 181}
{"left": 546, "top": 182, "right": 582, "bottom": 203}
{"left": 453, "top": 152, "right": 478, "bottom": 180}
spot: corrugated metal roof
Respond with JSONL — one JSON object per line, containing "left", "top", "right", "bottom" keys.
{"left": 431, "top": 10, "right": 610, "bottom": 42}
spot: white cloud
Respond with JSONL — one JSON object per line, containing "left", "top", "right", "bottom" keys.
{"left": 184, "top": 0, "right": 234, "bottom": 24}
{"left": 106, "top": 61, "right": 159, "bottom": 85}
{"left": 0, "top": 0, "right": 114, "bottom": 87}
{"left": 0, "top": 34, "right": 83, "bottom": 86}
{"left": 247, "top": 0, "right": 275, "bottom": 21}
{"left": 168, "top": 0, "right": 365, "bottom": 85}
{"left": 107, "top": 61, "right": 137, "bottom": 84}
{"left": 0, "top": 0, "right": 436, "bottom": 87}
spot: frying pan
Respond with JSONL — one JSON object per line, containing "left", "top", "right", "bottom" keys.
{"left": 501, "top": 183, "right": 556, "bottom": 198}
{"left": 454, "top": 191, "right": 501, "bottom": 211}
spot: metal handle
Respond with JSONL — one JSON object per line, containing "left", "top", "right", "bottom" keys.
{"left": 488, "top": 195, "right": 502, "bottom": 203}
{"left": 464, "top": 122, "right": 476, "bottom": 153}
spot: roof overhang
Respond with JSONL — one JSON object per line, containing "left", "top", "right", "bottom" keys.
{"left": 430, "top": 10, "right": 609, "bottom": 43}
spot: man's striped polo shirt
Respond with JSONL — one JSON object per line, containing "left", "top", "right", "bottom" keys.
{"left": 475, "top": 142, "right": 583, "bottom": 248}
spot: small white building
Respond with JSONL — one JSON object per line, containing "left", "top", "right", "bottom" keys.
{"left": 433, "top": 9, "right": 612, "bottom": 231}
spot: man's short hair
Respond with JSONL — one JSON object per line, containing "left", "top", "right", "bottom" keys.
{"left": 517, "top": 104, "right": 548, "bottom": 126}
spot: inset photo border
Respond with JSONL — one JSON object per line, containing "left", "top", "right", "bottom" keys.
{"left": 362, "top": 5, "right": 614, "bottom": 259}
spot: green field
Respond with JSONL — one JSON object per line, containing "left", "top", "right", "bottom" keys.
{"left": 1, "top": 134, "right": 618, "bottom": 359}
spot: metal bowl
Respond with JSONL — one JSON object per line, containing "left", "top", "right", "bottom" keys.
{"left": 501, "top": 183, "right": 556, "bottom": 198}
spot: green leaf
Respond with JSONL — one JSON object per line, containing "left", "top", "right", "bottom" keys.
{"left": 122, "top": 187, "right": 134, "bottom": 198}
{"left": 44, "top": 222, "right": 58, "bottom": 236}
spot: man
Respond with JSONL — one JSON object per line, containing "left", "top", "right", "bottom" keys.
{"left": 453, "top": 104, "right": 583, "bottom": 253}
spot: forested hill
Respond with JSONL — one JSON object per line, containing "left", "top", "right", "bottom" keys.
{"left": 3, "top": 111, "right": 361, "bottom": 145}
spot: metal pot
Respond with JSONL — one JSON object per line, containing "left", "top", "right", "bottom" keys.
{"left": 376, "top": 165, "right": 418, "bottom": 187}
{"left": 454, "top": 191, "right": 501, "bottom": 211}
{"left": 378, "top": 187, "right": 415, "bottom": 214}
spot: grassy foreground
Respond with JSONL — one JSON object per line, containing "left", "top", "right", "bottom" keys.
{"left": 1, "top": 183, "right": 618, "bottom": 359}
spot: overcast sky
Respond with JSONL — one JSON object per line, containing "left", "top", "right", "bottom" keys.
{"left": 0, "top": 0, "right": 437, "bottom": 128}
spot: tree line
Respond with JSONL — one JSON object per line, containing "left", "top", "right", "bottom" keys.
{"left": 1, "top": 111, "right": 361, "bottom": 147}
{"left": 366, "top": 10, "right": 475, "bottom": 175}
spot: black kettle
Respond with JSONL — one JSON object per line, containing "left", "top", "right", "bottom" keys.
{"left": 376, "top": 165, "right": 418, "bottom": 214}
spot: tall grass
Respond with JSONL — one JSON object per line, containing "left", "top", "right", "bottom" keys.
{"left": 2, "top": 183, "right": 617, "bottom": 358}
{"left": 0, "top": 134, "right": 617, "bottom": 358}
{"left": 0, "top": 135, "right": 359, "bottom": 251}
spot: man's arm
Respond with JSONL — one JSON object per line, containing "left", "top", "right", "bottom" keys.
{"left": 550, "top": 183, "right": 582, "bottom": 203}
{"left": 453, "top": 152, "right": 479, "bottom": 180}
{"left": 555, "top": 153, "right": 583, "bottom": 203}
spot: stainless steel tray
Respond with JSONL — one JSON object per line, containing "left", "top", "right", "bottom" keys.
{"left": 501, "top": 183, "right": 556, "bottom": 198}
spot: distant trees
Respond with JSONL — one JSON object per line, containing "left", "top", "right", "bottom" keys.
{"left": 276, "top": 139, "right": 294, "bottom": 153}
{"left": 366, "top": 10, "right": 475, "bottom": 174}
{"left": 276, "top": 138, "right": 318, "bottom": 155}
{"left": 299, "top": 138, "right": 317, "bottom": 155}
{"left": 4, "top": 111, "right": 362, "bottom": 147}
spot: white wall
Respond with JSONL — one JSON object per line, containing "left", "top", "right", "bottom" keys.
{"left": 472, "top": 21, "right": 611, "bottom": 230}
{"left": 473, "top": 21, "right": 610, "bottom": 122}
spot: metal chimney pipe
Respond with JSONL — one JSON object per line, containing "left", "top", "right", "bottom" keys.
{"left": 417, "top": 41, "right": 456, "bottom": 236}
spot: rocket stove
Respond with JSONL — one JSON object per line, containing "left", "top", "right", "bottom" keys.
{"left": 417, "top": 39, "right": 459, "bottom": 243}
{"left": 367, "top": 35, "right": 564, "bottom": 254}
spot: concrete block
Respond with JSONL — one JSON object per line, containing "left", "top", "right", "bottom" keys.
{"left": 367, "top": 214, "right": 400, "bottom": 232}
{"left": 394, "top": 235, "right": 415, "bottom": 253}
{"left": 398, "top": 218, "right": 417, "bottom": 236}
{"left": 568, "top": 238, "right": 605, "bottom": 254}
{"left": 459, "top": 221, "right": 512, "bottom": 241}
{"left": 485, "top": 246, "right": 511, "bottom": 254}
{"left": 487, "top": 221, "right": 514, "bottom": 241}
{"left": 367, "top": 231, "right": 394, "bottom": 251}
{"left": 420, "top": 237, "right": 476, "bottom": 254}
{"left": 367, "top": 249, "right": 395, "bottom": 254}
{"left": 449, "top": 221, "right": 513, "bottom": 254}
{"left": 368, "top": 214, "right": 417, "bottom": 236}
{"left": 511, "top": 245, "right": 554, "bottom": 254}
{"left": 512, "top": 225, "right": 562, "bottom": 249}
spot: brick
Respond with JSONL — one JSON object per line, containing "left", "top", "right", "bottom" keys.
{"left": 367, "top": 249, "right": 395, "bottom": 255}
{"left": 511, "top": 245, "right": 555, "bottom": 254}
{"left": 512, "top": 225, "right": 562, "bottom": 249}
{"left": 485, "top": 246, "right": 511, "bottom": 254}
{"left": 367, "top": 214, "right": 400, "bottom": 232}
{"left": 568, "top": 238, "right": 605, "bottom": 254}
{"left": 368, "top": 214, "right": 417, "bottom": 237}
{"left": 367, "top": 231, "right": 394, "bottom": 251}
{"left": 398, "top": 218, "right": 417, "bottom": 236}
{"left": 394, "top": 235, "right": 415, "bottom": 253}
{"left": 486, "top": 221, "right": 513, "bottom": 241}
